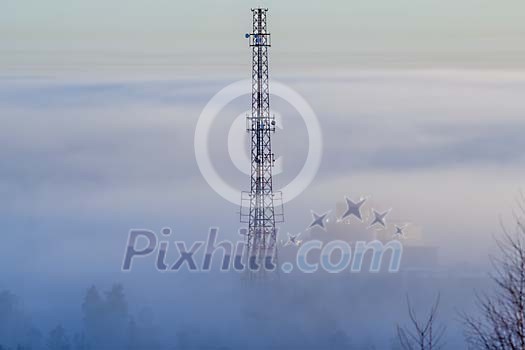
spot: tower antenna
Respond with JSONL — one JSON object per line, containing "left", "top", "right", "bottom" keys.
{"left": 241, "top": 8, "right": 284, "bottom": 275}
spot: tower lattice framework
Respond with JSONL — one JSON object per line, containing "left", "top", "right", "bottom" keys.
{"left": 241, "top": 8, "right": 284, "bottom": 264}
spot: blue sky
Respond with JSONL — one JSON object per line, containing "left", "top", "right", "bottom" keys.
{"left": 2, "top": 0, "right": 525, "bottom": 74}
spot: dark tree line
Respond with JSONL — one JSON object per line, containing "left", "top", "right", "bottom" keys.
{"left": 0, "top": 284, "right": 161, "bottom": 350}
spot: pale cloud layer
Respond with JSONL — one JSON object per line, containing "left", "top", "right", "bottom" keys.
{"left": 1, "top": 70, "right": 524, "bottom": 270}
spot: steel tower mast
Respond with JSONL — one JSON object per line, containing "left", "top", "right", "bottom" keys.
{"left": 241, "top": 8, "right": 284, "bottom": 269}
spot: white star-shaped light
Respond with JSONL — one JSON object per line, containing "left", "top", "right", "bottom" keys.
{"left": 308, "top": 210, "right": 330, "bottom": 231}
{"left": 341, "top": 197, "right": 366, "bottom": 222}
{"left": 394, "top": 225, "right": 407, "bottom": 238}
{"left": 285, "top": 232, "right": 302, "bottom": 247}
{"left": 369, "top": 209, "right": 390, "bottom": 229}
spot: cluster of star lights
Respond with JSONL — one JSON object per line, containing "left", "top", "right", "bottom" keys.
{"left": 283, "top": 196, "right": 408, "bottom": 247}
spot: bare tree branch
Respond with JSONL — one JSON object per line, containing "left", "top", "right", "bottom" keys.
{"left": 397, "top": 294, "right": 446, "bottom": 350}
{"left": 462, "top": 193, "right": 525, "bottom": 350}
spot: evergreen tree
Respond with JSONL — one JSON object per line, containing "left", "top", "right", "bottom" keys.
{"left": 81, "top": 284, "right": 130, "bottom": 350}
{"left": 46, "top": 325, "right": 70, "bottom": 350}
{"left": 72, "top": 333, "right": 89, "bottom": 350}
{"left": 0, "top": 290, "right": 41, "bottom": 349}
